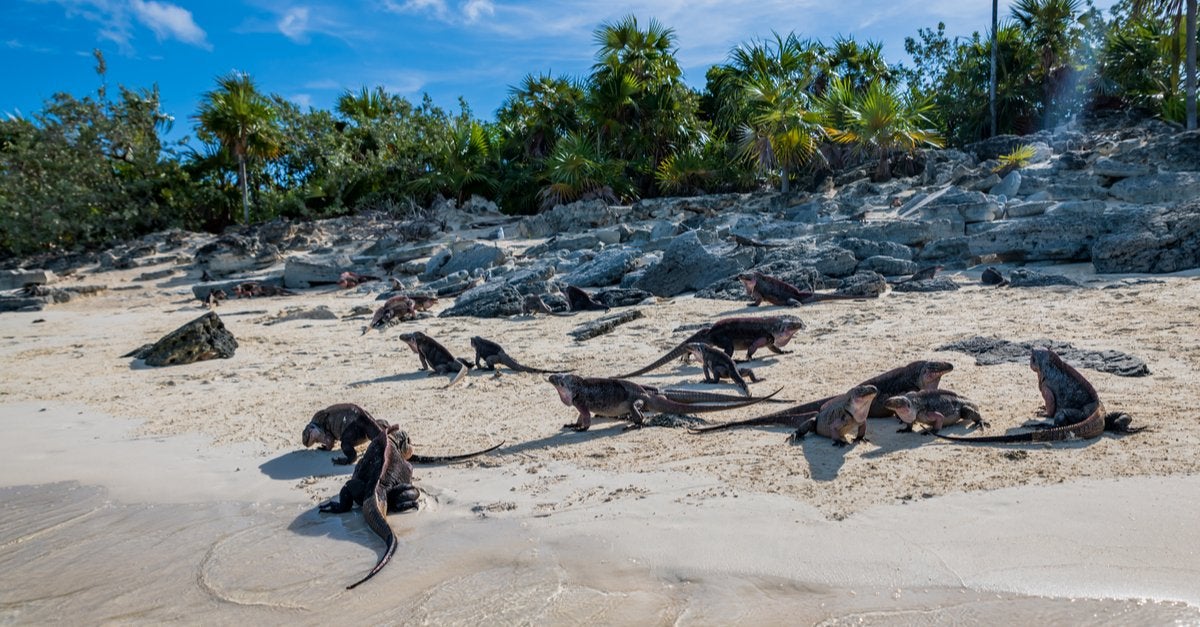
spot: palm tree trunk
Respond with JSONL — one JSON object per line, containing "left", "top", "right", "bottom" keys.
{"left": 1188, "top": 0, "right": 1197, "bottom": 130}
{"left": 991, "top": 0, "right": 998, "bottom": 137}
{"left": 874, "top": 154, "right": 891, "bottom": 183}
{"left": 780, "top": 165, "right": 790, "bottom": 194}
{"left": 238, "top": 154, "right": 249, "bottom": 224}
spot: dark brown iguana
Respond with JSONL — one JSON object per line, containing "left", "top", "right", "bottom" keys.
{"left": 548, "top": 373, "right": 780, "bottom": 432}
{"left": 792, "top": 384, "right": 879, "bottom": 446}
{"left": 690, "top": 360, "right": 954, "bottom": 434}
{"left": 739, "top": 272, "right": 872, "bottom": 307}
{"left": 397, "top": 331, "right": 472, "bottom": 386}
{"left": 302, "top": 403, "right": 504, "bottom": 465}
{"left": 318, "top": 425, "right": 414, "bottom": 589}
{"left": 685, "top": 341, "right": 762, "bottom": 396}
{"left": 884, "top": 389, "right": 988, "bottom": 435}
{"left": 470, "top": 336, "right": 570, "bottom": 374}
{"left": 617, "top": 315, "right": 806, "bottom": 378}
{"left": 934, "top": 348, "right": 1144, "bottom": 444}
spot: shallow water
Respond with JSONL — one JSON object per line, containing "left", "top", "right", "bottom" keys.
{"left": 1, "top": 481, "right": 1197, "bottom": 625}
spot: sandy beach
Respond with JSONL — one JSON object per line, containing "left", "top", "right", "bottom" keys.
{"left": 2, "top": 259, "right": 1200, "bottom": 623}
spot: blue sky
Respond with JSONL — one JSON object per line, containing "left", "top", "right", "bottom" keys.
{"left": 3, "top": 0, "right": 1118, "bottom": 140}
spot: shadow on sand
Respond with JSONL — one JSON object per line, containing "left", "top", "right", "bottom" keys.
{"left": 259, "top": 449, "right": 356, "bottom": 481}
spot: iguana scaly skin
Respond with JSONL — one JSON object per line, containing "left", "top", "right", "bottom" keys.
{"left": 739, "top": 272, "right": 872, "bottom": 307}
{"left": 548, "top": 374, "right": 780, "bottom": 432}
{"left": 397, "top": 331, "right": 472, "bottom": 386}
{"left": 616, "top": 315, "right": 806, "bottom": 378}
{"left": 792, "top": 385, "right": 880, "bottom": 446}
{"left": 934, "top": 348, "right": 1144, "bottom": 444}
{"left": 303, "top": 403, "right": 504, "bottom": 465}
{"left": 685, "top": 341, "right": 761, "bottom": 396}
{"left": 691, "top": 360, "right": 953, "bottom": 434}
{"left": 470, "top": 336, "right": 570, "bottom": 374}
{"left": 885, "top": 389, "right": 988, "bottom": 435}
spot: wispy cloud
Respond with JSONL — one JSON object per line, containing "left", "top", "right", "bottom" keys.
{"left": 383, "top": 0, "right": 496, "bottom": 24}
{"left": 44, "top": 0, "right": 210, "bottom": 54}
{"left": 130, "top": 0, "right": 210, "bottom": 49}
{"left": 276, "top": 6, "right": 312, "bottom": 42}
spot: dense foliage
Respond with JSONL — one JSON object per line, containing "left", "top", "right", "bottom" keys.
{"left": 1, "top": 4, "right": 1197, "bottom": 257}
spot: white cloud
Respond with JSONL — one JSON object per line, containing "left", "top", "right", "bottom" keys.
{"left": 130, "top": 0, "right": 211, "bottom": 49}
{"left": 277, "top": 6, "right": 312, "bottom": 42}
{"left": 46, "top": 0, "right": 210, "bottom": 53}
{"left": 289, "top": 93, "right": 314, "bottom": 109}
{"left": 462, "top": 0, "right": 494, "bottom": 22}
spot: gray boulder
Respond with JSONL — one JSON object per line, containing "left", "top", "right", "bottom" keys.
{"left": 892, "top": 276, "right": 960, "bottom": 292}
{"left": 594, "top": 288, "right": 654, "bottom": 308}
{"left": 837, "top": 238, "right": 914, "bottom": 261}
{"left": 1091, "top": 202, "right": 1200, "bottom": 273}
{"left": 515, "top": 199, "right": 624, "bottom": 238}
{"left": 836, "top": 271, "right": 888, "bottom": 298}
{"left": 633, "top": 231, "right": 744, "bottom": 297}
{"left": 435, "top": 243, "right": 508, "bottom": 278}
{"left": 989, "top": 170, "right": 1022, "bottom": 198}
{"left": 125, "top": 312, "right": 238, "bottom": 367}
{"left": 562, "top": 248, "right": 638, "bottom": 287}
{"left": 1008, "top": 269, "right": 1081, "bottom": 287}
{"left": 1110, "top": 172, "right": 1200, "bottom": 204}
{"left": 1091, "top": 157, "right": 1153, "bottom": 179}
{"left": 283, "top": 253, "right": 353, "bottom": 288}
{"left": 0, "top": 269, "right": 55, "bottom": 290}
{"left": 194, "top": 234, "right": 280, "bottom": 276}
{"left": 967, "top": 204, "right": 1116, "bottom": 262}
{"left": 695, "top": 261, "right": 823, "bottom": 301}
{"left": 857, "top": 255, "right": 918, "bottom": 276}
{"left": 439, "top": 282, "right": 524, "bottom": 318}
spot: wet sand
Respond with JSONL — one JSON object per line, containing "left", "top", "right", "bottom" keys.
{"left": 1, "top": 261, "right": 1200, "bottom": 622}
{"left": 1, "top": 403, "right": 1197, "bottom": 623}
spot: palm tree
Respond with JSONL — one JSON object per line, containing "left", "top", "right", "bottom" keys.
{"left": 738, "top": 72, "right": 824, "bottom": 193}
{"left": 195, "top": 72, "right": 281, "bottom": 224}
{"left": 1010, "top": 0, "right": 1083, "bottom": 127}
{"left": 1129, "top": 0, "right": 1198, "bottom": 129}
{"left": 828, "top": 81, "right": 943, "bottom": 182}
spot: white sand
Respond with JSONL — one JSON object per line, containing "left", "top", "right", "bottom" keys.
{"left": 1, "top": 260, "right": 1199, "bottom": 622}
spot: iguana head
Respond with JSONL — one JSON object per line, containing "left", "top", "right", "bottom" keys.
{"left": 684, "top": 342, "right": 708, "bottom": 362}
{"left": 848, "top": 384, "right": 880, "bottom": 419}
{"left": 397, "top": 331, "right": 423, "bottom": 354}
{"left": 386, "top": 426, "right": 414, "bottom": 461}
{"left": 302, "top": 421, "right": 334, "bottom": 450}
{"left": 547, "top": 373, "right": 579, "bottom": 406}
{"left": 770, "top": 315, "right": 806, "bottom": 345}
{"left": 918, "top": 361, "right": 954, "bottom": 390}
{"left": 736, "top": 272, "right": 758, "bottom": 292}
{"left": 882, "top": 394, "right": 918, "bottom": 424}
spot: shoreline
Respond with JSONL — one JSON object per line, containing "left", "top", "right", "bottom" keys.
{"left": 2, "top": 260, "right": 1200, "bottom": 622}
{"left": 1, "top": 402, "right": 1197, "bottom": 623}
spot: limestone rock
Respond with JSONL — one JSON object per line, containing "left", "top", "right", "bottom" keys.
{"left": 126, "top": 312, "right": 238, "bottom": 367}
{"left": 194, "top": 234, "right": 281, "bottom": 276}
{"left": 438, "top": 282, "right": 524, "bottom": 318}
{"left": 633, "top": 231, "right": 744, "bottom": 297}
{"left": 1091, "top": 202, "right": 1200, "bottom": 273}
{"left": 892, "top": 276, "right": 960, "bottom": 292}
{"left": 857, "top": 255, "right": 918, "bottom": 276}
{"left": 562, "top": 248, "right": 638, "bottom": 288}
{"left": 988, "top": 170, "right": 1022, "bottom": 198}
{"left": 283, "top": 253, "right": 353, "bottom": 288}
{"left": 836, "top": 271, "right": 888, "bottom": 298}
{"left": 1109, "top": 172, "right": 1200, "bottom": 204}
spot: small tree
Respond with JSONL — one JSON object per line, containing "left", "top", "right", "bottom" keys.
{"left": 828, "top": 81, "right": 943, "bottom": 182}
{"left": 195, "top": 73, "right": 281, "bottom": 224}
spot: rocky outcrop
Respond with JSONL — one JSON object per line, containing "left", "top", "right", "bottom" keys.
{"left": 1091, "top": 202, "right": 1200, "bottom": 273}
{"left": 125, "top": 312, "right": 238, "bottom": 367}
{"left": 438, "top": 282, "right": 524, "bottom": 318}
{"left": 561, "top": 248, "right": 638, "bottom": 287}
{"left": 194, "top": 234, "right": 280, "bottom": 276}
{"left": 633, "top": 230, "right": 744, "bottom": 297}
